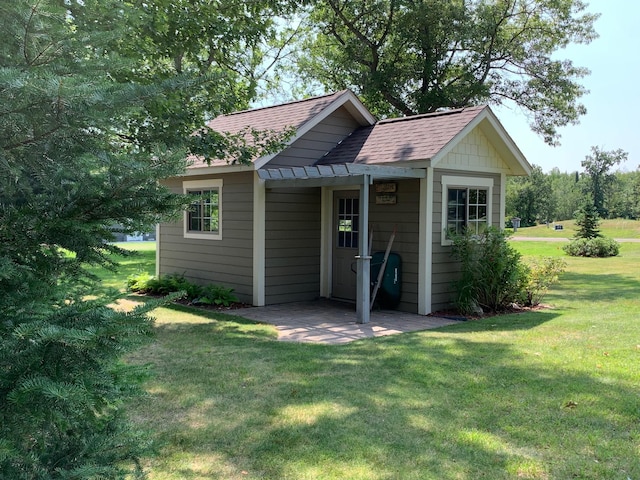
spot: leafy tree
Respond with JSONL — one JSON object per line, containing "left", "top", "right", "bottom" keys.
{"left": 506, "top": 165, "right": 554, "bottom": 226}
{"left": 0, "top": 1, "right": 283, "bottom": 477}
{"left": 292, "top": 0, "right": 599, "bottom": 145}
{"left": 608, "top": 169, "right": 640, "bottom": 220}
{"left": 548, "top": 168, "right": 585, "bottom": 221}
{"left": 581, "top": 146, "right": 628, "bottom": 218}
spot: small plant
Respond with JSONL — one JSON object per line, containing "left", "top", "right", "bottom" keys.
{"left": 563, "top": 237, "right": 620, "bottom": 258}
{"left": 194, "top": 284, "right": 239, "bottom": 307}
{"left": 521, "top": 257, "right": 567, "bottom": 306}
{"left": 126, "top": 272, "right": 155, "bottom": 292}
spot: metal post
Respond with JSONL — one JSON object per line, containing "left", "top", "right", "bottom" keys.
{"left": 356, "top": 175, "right": 371, "bottom": 324}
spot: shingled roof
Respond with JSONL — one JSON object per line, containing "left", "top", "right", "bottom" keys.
{"left": 317, "top": 106, "right": 487, "bottom": 166}
{"left": 206, "top": 90, "right": 348, "bottom": 135}
{"left": 188, "top": 90, "right": 374, "bottom": 169}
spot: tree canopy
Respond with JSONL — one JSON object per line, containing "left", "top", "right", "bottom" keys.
{"left": 291, "top": 0, "right": 599, "bottom": 145}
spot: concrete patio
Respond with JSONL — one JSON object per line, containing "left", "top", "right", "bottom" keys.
{"left": 234, "top": 299, "right": 462, "bottom": 344}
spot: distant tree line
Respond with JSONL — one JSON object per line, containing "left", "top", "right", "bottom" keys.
{"left": 507, "top": 147, "right": 639, "bottom": 226}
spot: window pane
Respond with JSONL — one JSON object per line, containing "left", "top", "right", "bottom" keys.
{"left": 187, "top": 187, "right": 219, "bottom": 233}
{"left": 477, "top": 189, "right": 487, "bottom": 204}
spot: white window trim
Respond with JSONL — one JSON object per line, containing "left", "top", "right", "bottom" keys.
{"left": 441, "top": 175, "right": 493, "bottom": 246}
{"left": 183, "top": 179, "right": 223, "bottom": 240}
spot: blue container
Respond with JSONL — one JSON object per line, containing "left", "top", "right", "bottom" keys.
{"left": 371, "top": 252, "right": 402, "bottom": 309}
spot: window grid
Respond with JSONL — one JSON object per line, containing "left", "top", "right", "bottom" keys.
{"left": 337, "top": 197, "right": 359, "bottom": 248}
{"left": 187, "top": 189, "right": 219, "bottom": 233}
{"left": 447, "top": 187, "right": 488, "bottom": 237}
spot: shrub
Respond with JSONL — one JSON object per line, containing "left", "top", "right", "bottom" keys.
{"left": 521, "top": 257, "right": 567, "bottom": 306}
{"left": 193, "top": 284, "right": 239, "bottom": 307}
{"left": 451, "top": 228, "right": 529, "bottom": 314}
{"left": 126, "top": 271, "right": 154, "bottom": 292}
{"left": 127, "top": 273, "right": 238, "bottom": 306}
{"left": 563, "top": 237, "right": 620, "bottom": 257}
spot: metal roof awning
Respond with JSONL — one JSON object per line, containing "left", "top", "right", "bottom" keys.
{"left": 257, "top": 163, "right": 425, "bottom": 188}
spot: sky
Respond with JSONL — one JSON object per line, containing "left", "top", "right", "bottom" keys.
{"left": 493, "top": 0, "right": 640, "bottom": 173}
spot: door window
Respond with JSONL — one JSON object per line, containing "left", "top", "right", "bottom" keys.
{"left": 337, "top": 197, "right": 359, "bottom": 248}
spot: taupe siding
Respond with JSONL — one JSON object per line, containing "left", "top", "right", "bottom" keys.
{"left": 264, "top": 188, "right": 322, "bottom": 304}
{"left": 158, "top": 172, "right": 254, "bottom": 303}
{"left": 267, "top": 106, "right": 361, "bottom": 168}
{"left": 430, "top": 169, "right": 502, "bottom": 312}
{"left": 368, "top": 179, "right": 421, "bottom": 313}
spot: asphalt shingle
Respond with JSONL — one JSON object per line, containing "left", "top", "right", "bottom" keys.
{"left": 317, "top": 106, "right": 486, "bottom": 165}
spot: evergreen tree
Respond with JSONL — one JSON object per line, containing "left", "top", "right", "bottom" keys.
{"left": 574, "top": 200, "right": 602, "bottom": 239}
{"left": 0, "top": 1, "right": 276, "bottom": 477}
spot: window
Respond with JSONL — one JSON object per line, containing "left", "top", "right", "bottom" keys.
{"left": 337, "top": 197, "right": 359, "bottom": 248}
{"left": 441, "top": 176, "right": 493, "bottom": 245}
{"left": 183, "top": 179, "right": 222, "bottom": 240}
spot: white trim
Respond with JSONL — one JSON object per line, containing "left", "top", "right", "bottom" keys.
{"left": 255, "top": 90, "right": 376, "bottom": 170}
{"left": 252, "top": 173, "right": 266, "bottom": 306}
{"left": 440, "top": 175, "right": 494, "bottom": 246}
{"left": 500, "top": 173, "right": 507, "bottom": 229}
{"left": 155, "top": 223, "right": 160, "bottom": 278}
{"left": 320, "top": 187, "right": 332, "bottom": 298}
{"left": 418, "top": 168, "right": 434, "bottom": 315}
{"left": 183, "top": 178, "right": 223, "bottom": 240}
{"left": 179, "top": 164, "right": 254, "bottom": 177}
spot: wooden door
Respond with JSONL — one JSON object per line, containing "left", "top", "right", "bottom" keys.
{"left": 332, "top": 190, "right": 359, "bottom": 301}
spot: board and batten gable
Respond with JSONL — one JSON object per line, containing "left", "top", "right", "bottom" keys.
{"left": 266, "top": 106, "right": 363, "bottom": 168}
{"left": 264, "top": 187, "right": 322, "bottom": 304}
{"left": 436, "top": 122, "right": 518, "bottom": 174}
{"left": 158, "top": 171, "right": 255, "bottom": 303}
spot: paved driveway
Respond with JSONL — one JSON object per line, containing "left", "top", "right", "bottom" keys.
{"left": 234, "top": 299, "right": 461, "bottom": 344}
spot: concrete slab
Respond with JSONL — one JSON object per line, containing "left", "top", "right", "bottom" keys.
{"left": 234, "top": 299, "right": 461, "bottom": 344}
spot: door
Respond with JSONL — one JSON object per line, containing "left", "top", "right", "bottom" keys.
{"left": 332, "top": 190, "right": 359, "bottom": 301}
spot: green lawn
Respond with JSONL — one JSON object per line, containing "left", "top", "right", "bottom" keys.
{"left": 510, "top": 218, "right": 640, "bottom": 239}
{"left": 113, "top": 241, "right": 640, "bottom": 480}
{"left": 90, "top": 241, "right": 155, "bottom": 291}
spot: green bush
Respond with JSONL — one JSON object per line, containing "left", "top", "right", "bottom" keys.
{"left": 126, "top": 271, "right": 155, "bottom": 292}
{"left": 563, "top": 237, "right": 620, "bottom": 257}
{"left": 194, "top": 284, "right": 239, "bottom": 307}
{"left": 127, "top": 273, "right": 238, "bottom": 306}
{"left": 451, "top": 228, "right": 529, "bottom": 314}
{"left": 521, "top": 257, "right": 567, "bottom": 306}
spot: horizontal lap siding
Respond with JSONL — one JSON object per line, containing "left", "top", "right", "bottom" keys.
{"left": 431, "top": 169, "right": 502, "bottom": 312}
{"left": 369, "top": 179, "right": 420, "bottom": 313}
{"left": 267, "top": 106, "right": 361, "bottom": 168}
{"left": 158, "top": 172, "right": 254, "bottom": 303}
{"left": 265, "top": 188, "right": 322, "bottom": 304}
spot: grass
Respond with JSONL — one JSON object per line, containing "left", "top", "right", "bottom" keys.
{"left": 103, "top": 240, "right": 640, "bottom": 480}
{"left": 89, "top": 241, "right": 155, "bottom": 291}
{"left": 510, "top": 218, "right": 640, "bottom": 239}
